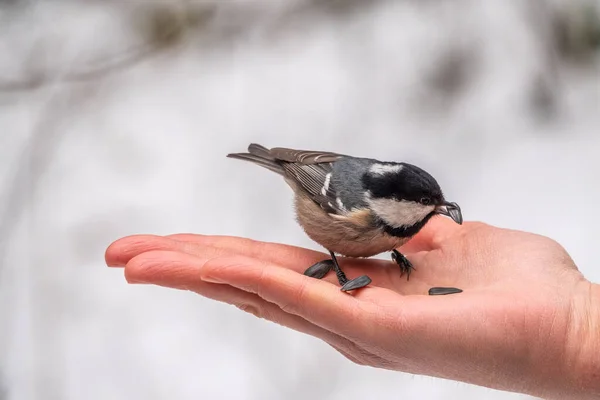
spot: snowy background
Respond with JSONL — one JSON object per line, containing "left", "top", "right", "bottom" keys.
{"left": 0, "top": 1, "right": 599, "bottom": 399}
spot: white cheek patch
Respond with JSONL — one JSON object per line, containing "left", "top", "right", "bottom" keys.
{"left": 369, "top": 163, "right": 403, "bottom": 175}
{"left": 366, "top": 197, "right": 434, "bottom": 228}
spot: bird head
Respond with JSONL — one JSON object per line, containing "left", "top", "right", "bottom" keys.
{"left": 361, "top": 162, "right": 463, "bottom": 232}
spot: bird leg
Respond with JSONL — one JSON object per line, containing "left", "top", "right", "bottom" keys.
{"left": 391, "top": 249, "right": 414, "bottom": 280}
{"left": 330, "top": 252, "right": 372, "bottom": 292}
{"left": 303, "top": 251, "right": 372, "bottom": 291}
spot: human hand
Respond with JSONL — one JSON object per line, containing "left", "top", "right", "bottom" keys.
{"left": 105, "top": 219, "right": 600, "bottom": 399}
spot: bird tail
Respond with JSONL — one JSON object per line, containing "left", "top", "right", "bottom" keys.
{"left": 226, "top": 143, "right": 284, "bottom": 176}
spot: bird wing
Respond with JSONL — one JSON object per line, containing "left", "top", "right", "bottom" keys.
{"left": 257, "top": 145, "right": 347, "bottom": 215}
{"left": 267, "top": 147, "right": 343, "bottom": 164}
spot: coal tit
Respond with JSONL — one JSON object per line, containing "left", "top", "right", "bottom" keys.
{"left": 227, "top": 143, "right": 463, "bottom": 292}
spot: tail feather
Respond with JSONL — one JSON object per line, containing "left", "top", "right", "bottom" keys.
{"left": 227, "top": 146, "right": 284, "bottom": 176}
{"left": 247, "top": 143, "right": 274, "bottom": 159}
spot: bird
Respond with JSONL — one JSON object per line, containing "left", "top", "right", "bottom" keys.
{"left": 226, "top": 143, "right": 463, "bottom": 292}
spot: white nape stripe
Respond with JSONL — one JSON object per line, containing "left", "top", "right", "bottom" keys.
{"left": 366, "top": 196, "right": 435, "bottom": 228}
{"left": 369, "top": 163, "right": 402, "bottom": 175}
{"left": 321, "top": 173, "right": 332, "bottom": 196}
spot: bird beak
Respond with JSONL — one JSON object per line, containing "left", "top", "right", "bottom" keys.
{"left": 435, "top": 201, "right": 463, "bottom": 225}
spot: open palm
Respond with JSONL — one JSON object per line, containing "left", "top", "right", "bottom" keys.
{"left": 105, "top": 218, "right": 595, "bottom": 399}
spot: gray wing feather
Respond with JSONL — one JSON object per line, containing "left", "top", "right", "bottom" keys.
{"left": 283, "top": 163, "right": 343, "bottom": 214}
{"left": 247, "top": 143, "right": 274, "bottom": 160}
{"left": 226, "top": 152, "right": 284, "bottom": 175}
{"left": 268, "top": 147, "right": 343, "bottom": 164}
{"left": 228, "top": 143, "right": 348, "bottom": 214}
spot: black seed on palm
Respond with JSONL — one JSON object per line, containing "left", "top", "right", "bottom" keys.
{"left": 428, "top": 287, "right": 463, "bottom": 296}
{"left": 340, "top": 275, "right": 372, "bottom": 291}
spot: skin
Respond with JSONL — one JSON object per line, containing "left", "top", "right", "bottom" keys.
{"left": 105, "top": 218, "right": 600, "bottom": 399}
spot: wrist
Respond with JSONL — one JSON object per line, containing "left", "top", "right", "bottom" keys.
{"left": 559, "top": 280, "right": 600, "bottom": 399}
{"left": 572, "top": 282, "right": 600, "bottom": 397}
{"left": 519, "top": 278, "right": 600, "bottom": 400}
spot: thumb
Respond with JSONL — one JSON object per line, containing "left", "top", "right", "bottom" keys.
{"left": 397, "top": 216, "right": 463, "bottom": 253}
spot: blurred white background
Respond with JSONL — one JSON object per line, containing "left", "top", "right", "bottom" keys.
{"left": 0, "top": 1, "right": 599, "bottom": 399}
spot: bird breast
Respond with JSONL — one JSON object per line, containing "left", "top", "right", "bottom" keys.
{"left": 294, "top": 193, "right": 408, "bottom": 258}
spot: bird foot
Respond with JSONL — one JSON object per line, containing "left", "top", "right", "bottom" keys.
{"left": 391, "top": 249, "right": 414, "bottom": 280}
{"left": 304, "top": 253, "right": 372, "bottom": 291}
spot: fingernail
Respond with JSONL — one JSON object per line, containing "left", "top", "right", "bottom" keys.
{"left": 106, "top": 262, "right": 122, "bottom": 267}
{"left": 201, "top": 275, "right": 224, "bottom": 284}
{"left": 125, "top": 276, "right": 148, "bottom": 284}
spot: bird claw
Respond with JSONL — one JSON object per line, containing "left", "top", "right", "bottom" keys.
{"left": 392, "top": 249, "right": 414, "bottom": 280}
{"left": 305, "top": 254, "right": 372, "bottom": 292}
{"left": 340, "top": 275, "right": 372, "bottom": 291}
{"left": 304, "top": 260, "right": 334, "bottom": 279}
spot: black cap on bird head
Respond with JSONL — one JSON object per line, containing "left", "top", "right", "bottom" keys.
{"left": 361, "top": 162, "right": 463, "bottom": 229}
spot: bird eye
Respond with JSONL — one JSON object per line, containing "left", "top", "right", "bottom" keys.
{"left": 420, "top": 197, "right": 431, "bottom": 205}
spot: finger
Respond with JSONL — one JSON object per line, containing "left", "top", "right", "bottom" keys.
{"left": 165, "top": 234, "right": 445, "bottom": 292}
{"left": 107, "top": 234, "right": 400, "bottom": 290}
{"left": 108, "top": 234, "right": 336, "bottom": 272}
{"left": 216, "top": 287, "right": 363, "bottom": 359}
{"left": 168, "top": 234, "right": 422, "bottom": 289}
{"left": 329, "top": 343, "right": 365, "bottom": 365}
{"left": 106, "top": 235, "right": 171, "bottom": 267}
{"left": 125, "top": 251, "right": 365, "bottom": 357}
{"left": 397, "top": 217, "right": 464, "bottom": 253}
{"left": 126, "top": 249, "right": 402, "bottom": 340}
{"left": 199, "top": 253, "right": 404, "bottom": 342}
